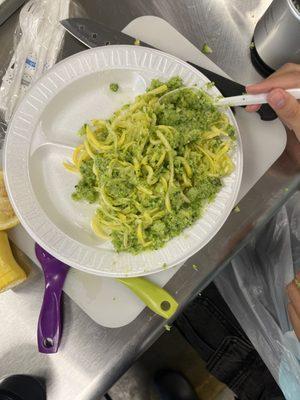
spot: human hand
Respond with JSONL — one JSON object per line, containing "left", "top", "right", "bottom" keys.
{"left": 246, "top": 63, "right": 300, "bottom": 142}
{"left": 286, "top": 273, "right": 300, "bottom": 340}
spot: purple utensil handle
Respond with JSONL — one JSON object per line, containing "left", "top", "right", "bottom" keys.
{"left": 35, "top": 243, "right": 69, "bottom": 354}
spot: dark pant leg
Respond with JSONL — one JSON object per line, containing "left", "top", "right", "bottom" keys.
{"left": 175, "top": 283, "right": 284, "bottom": 400}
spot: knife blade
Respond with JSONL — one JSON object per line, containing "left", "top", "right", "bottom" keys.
{"left": 61, "top": 18, "right": 276, "bottom": 121}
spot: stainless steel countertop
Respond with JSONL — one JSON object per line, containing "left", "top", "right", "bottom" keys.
{"left": 1, "top": 1, "right": 300, "bottom": 399}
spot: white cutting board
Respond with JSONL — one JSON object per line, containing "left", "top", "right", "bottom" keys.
{"left": 8, "top": 16, "right": 286, "bottom": 328}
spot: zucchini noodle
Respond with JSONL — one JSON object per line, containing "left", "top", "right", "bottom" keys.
{"left": 65, "top": 76, "right": 236, "bottom": 254}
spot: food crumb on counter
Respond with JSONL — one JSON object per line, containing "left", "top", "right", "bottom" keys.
{"left": 201, "top": 43, "right": 213, "bottom": 54}
{"left": 284, "top": 188, "right": 289, "bottom": 192}
{"left": 234, "top": 205, "right": 240, "bottom": 213}
{"left": 109, "top": 83, "right": 119, "bottom": 92}
{"left": 164, "top": 324, "right": 172, "bottom": 331}
{"left": 134, "top": 39, "right": 141, "bottom": 45}
{"left": 162, "top": 263, "right": 168, "bottom": 270}
{"left": 192, "top": 264, "right": 199, "bottom": 271}
{"left": 249, "top": 41, "right": 255, "bottom": 49}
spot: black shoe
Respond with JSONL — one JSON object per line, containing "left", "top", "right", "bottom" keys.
{"left": 154, "top": 370, "right": 198, "bottom": 400}
{"left": 0, "top": 375, "right": 46, "bottom": 400}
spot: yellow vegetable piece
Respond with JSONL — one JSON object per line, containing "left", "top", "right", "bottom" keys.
{"left": 63, "top": 161, "right": 78, "bottom": 173}
{"left": 91, "top": 215, "right": 111, "bottom": 240}
{"left": 86, "top": 125, "right": 112, "bottom": 151}
{"left": 84, "top": 139, "right": 96, "bottom": 159}
{"left": 0, "top": 230, "right": 27, "bottom": 293}
{"left": 0, "top": 170, "right": 19, "bottom": 230}
{"left": 72, "top": 144, "right": 84, "bottom": 166}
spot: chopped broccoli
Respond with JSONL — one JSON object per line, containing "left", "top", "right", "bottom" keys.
{"left": 72, "top": 159, "right": 98, "bottom": 203}
{"left": 205, "top": 81, "right": 215, "bottom": 90}
{"left": 77, "top": 123, "right": 87, "bottom": 136}
{"left": 109, "top": 83, "right": 119, "bottom": 92}
{"left": 202, "top": 43, "right": 213, "bottom": 54}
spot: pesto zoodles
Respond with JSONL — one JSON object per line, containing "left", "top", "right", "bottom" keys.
{"left": 64, "top": 77, "right": 235, "bottom": 254}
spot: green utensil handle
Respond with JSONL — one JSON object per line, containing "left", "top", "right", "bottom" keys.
{"left": 117, "top": 277, "right": 178, "bottom": 319}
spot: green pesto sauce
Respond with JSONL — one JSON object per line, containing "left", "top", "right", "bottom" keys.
{"left": 72, "top": 76, "right": 235, "bottom": 254}
{"left": 72, "top": 159, "right": 98, "bottom": 203}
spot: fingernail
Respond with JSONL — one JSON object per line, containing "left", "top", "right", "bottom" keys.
{"left": 268, "top": 90, "right": 286, "bottom": 109}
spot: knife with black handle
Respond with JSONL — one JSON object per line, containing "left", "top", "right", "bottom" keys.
{"left": 60, "top": 18, "right": 277, "bottom": 121}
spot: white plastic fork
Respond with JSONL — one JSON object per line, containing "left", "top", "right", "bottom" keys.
{"left": 160, "top": 87, "right": 300, "bottom": 107}
{"left": 217, "top": 88, "right": 300, "bottom": 107}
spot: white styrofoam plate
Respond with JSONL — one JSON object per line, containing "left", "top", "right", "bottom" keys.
{"left": 4, "top": 45, "right": 242, "bottom": 277}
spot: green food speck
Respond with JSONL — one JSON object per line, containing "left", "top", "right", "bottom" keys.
{"left": 202, "top": 43, "right": 213, "bottom": 54}
{"left": 162, "top": 263, "right": 168, "bottom": 270}
{"left": 234, "top": 205, "right": 240, "bottom": 213}
{"left": 192, "top": 264, "right": 199, "bottom": 271}
{"left": 205, "top": 82, "right": 215, "bottom": 90}
{"left": 249, "top": 41, "right": 255, "bottom": 49}
{"left": 109, "top": 83, "right": 119, "bottom": 92}
{"left": 164, "top": 324, "right": 172, "bottom": 331}
{"left": 77, "top": 123, "right": 87, "bottom": 136}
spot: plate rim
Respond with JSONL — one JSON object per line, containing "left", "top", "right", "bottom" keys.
{"left": 4, "top": 45, "right": 243, "bottom": 277}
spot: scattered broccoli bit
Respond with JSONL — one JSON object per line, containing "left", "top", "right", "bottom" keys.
{"left": 109, "top": 83, "right": 119, "bottom": 92}
{"left": 249, "top": 41, "right": 255, "bottom": 49}
{"left": 234, "top": 205, "right": 240, "bottom": 213}
{"left": 192, "top": 264, "right": 199, "bottom": 271}
{"left": 162, "top": 263, "right": 168, "bottom": 270}
{"left": 77, "top": 123, "right": 87, "bottom": 136}
{"left": 134, "top": 39, "right": 141, "bottom": 45}
{"left": 201, "top": 43, "right": 213, "bottom": 54}
{"left": 284, "top": 188, "right": 289, "bottom": 192}
{"left": 205, "top": 81, "right": 215, "bottom": 90}
{"left": 164, "top": 324, "right": 172, "bottom": 331}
